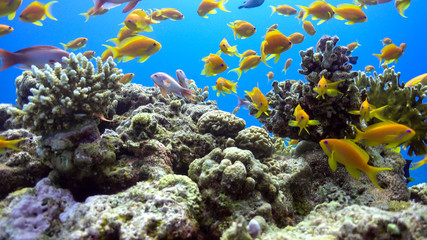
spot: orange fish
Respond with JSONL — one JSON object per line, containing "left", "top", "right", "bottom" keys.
{"left": 201, "top": 53, "right": 227, "bottom": 77}
{"left": 289, "top": 104, "right": 320, "bottom": 135}
{"left": 19, "top": 1, "right": 57, "bottom": 26}
{"left": 381, "top": 37, "right": 392, "bottom": 45}
{"left": 270, "top": 5, "right": 297, "bottom": 16}
{"left": 0, "top": 24, "right": 13, "bottom": 37}
{"left": 288, "top": 32, "right": 305, "bottom": 44}
{"left": 348, "top": 98, "right": 388, "bottom": 123}
{"left": 101, "top": 49, "right": 113, "bottom": 62}
{"left": 212, "top": 77, "right": 237, "bottom": 96}
{"left": 83, "top": 50, "right": 95, "bottom": 59}
{"left": 93, "top": 113, "right": 113, "bottom": 122}
{"left": 405, "top": 73, "right": 427, "bottom": 87}
{"left": 119, "top": 73, "right": 135, "bottom": 84}
{"left": 267, "top": 71, "right": 274, "bottom": 82}
{"left": 0, "top": 0, "right": 22, "bottom": 20}
{"left": 60, "top": 37, "right": 88, "bottom": 50}
{"left": 228, "top": 20, "right": 256, "bottom": 39}
{"left": 239, "top": 49, "right": 257, "bottom": 61}
{"left": 245, "top": 87, "right": 269, "bottom": 118}
{"left": 332, "top": 4, "right": 367, "bottom": 25}
{"left": 347, "top": 41, "right": 361, "bottom": 52}
{"left": 303, "top": 21, "right": 316, "bottom": 36}
{"left": 229, "top": 55, "right": 261, "bottom": 80}
{"left": 297, "top": 1, "right": 335, "bottom": 25}
{"left": 216, "top": 38, "right": 240, "bottom": 57}
{"left": 313, "top": 76, "right": 344, "bottom": 99}
{"left": 364, "top": 65, "right": 375, "bottom": 73}
{"left": 80, "top": 6, "right": 109, "bottom": 22}
{"left": 282, "top": 58, "right": 292, "bottom": 74}
{"left": 373, "top": 43, "right": 406, "bottom": 66}
{"left": 108, "top": 26, "right": 139, "bottom": 46}
{"left": 125, "top": 9, "right": 159, "bottom": 32}
{"left": 152, "top": 8, "right": 184, "bottom": 20}
{"left": 197, "top": 0, "right": 229, "bottom": 18}
{"left": 0, "top": 136, "right": 24, "bottom": 153}
{"left": 103, "top": 35, "right": 161, "bottom": 63}
{"left": 260, "top": 29, "right": 292, "bottom": 67}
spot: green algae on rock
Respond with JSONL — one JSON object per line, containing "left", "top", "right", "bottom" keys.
{"left": 7, "top": 53, "right": 122, "bottom": 135}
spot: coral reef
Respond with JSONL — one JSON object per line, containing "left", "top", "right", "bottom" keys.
{"left": 260, "top": 201, "right": 427, "bottom": 240}
{"left": 354, "top": 65, "right": 427, "bottom": 156}
{"left": 410, "top": 183, "right": 427, "bottom": 204}
{"left": 235, "top": 126, "right": 275, "bottom": 159}
{"left": 7, "top": 53, "right": 122, "bottom": 135}
{"left": 197, "top": 110, "right": 246, "bottom": 138}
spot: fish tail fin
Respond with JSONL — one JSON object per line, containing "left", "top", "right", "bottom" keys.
{"left": 297, "top": 5, "right": 310, "bottom": 21}
{"left": 372, "top": 53, "right": 383, "bottom": 67}
{"left": 410, "top": 158, "right": 427, "bottom": 170}
{"left": 102, "top": 44, "right": 119, "bottom": 59}
{"left": 231, "top": 82, "right": 238, "bottom": 94}
{"left": 182, "top": 88, "right": 195, "bottom": 101}
{"left": 261, "top": 40, "right": 271, "bottom": 68}
{"left": 0, "top": 48, "right": 20, "bottom": 71}
{"left": 6, "top": 139, "right": 25, "bottom": 151}
{"left": 227, "top": 24, "right": 237, "bottom": 39}
{"left": 60, "top": 43, "right": 68, "bottom": 50}
{"left": 308, "top": 120, "right": 320, "bottom": 126}
{"left": 371, "top": 105, "right": 389, "bottom": 121}
{"left": 229, "top": 45, "right": 239, "bottom": 57}
{"left": 79, "top": 12, "right": 91, "bottom": 22}
{"left": 215, "top": 49, "right": 222, "bottom": 56}
{"left": 218, "top": 0, "right": 230, "bottom": 13}
{"left": 270, "top": 6, "right": 277, "bottom": 16}
{"left": 107, "top": 38, "right": 120, "bottom": 46}
{"left": 90, "top": 0, "right": 105, "bottom": 15}
{"left": 366, "top": 166, "right": 392, "bottom": 189}
{"left": 228, "top": 68, "right": 242, "bottom": 80}
{"left": 396, "top": 1, "right": 410, "bottom": 18}
{"left": 44, "top": 1, "right": 58, "bottom": 21}
{"left": 351, "top": 124, "right": 364, "bottom": 142}
{"left": 235, "top": 95, "right": 245, "bottom": 108}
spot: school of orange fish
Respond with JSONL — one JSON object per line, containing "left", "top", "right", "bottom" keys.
{"left": 1, "top": 0, "right": 426, "bottom": 188}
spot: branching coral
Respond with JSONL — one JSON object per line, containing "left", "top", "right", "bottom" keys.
{"left": 354, "top": 65, "right": 427, "bottom": 156}
{"left": 8, "top": 53, "right": 123, "bottom": 135}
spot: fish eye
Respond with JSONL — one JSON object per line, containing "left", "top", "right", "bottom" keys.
{"left": 361, "top": 106, "right": 364, "bottom": 109}
{"left": 406, "top": 129, "right": 412, "bottom": 133}
{"left": 318, "top": 84, "right": 321, "bottom": 87}
{"left": 300, "top": 116, "right": 304, "bottom": 119}
{"left": 220, "top": 64, "right": 224, "bottom": 67}
{"left": 324, "top": 140, "right": 328, "bottom": 144}
{"left": 289, "top": 41, "right": 292, "bottom": 45}
{"left": 324, "top": 84, "right": 327, "bottom": 88}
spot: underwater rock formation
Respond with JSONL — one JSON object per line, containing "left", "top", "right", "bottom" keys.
{"left": 235, "top": 126, "right": 275, "bottom": 159}
{"left": 354, "top": 66, "right": 427, "bottom": 156}
{"left": 7, "top": 53, "right": 122, "bottom": 135}
{"left": 197, "top": 110, "right": 246, "bottom": 138}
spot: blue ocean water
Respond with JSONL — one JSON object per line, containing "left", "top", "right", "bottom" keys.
{"left": 0, "top": 0, "right": 425, "bottom": 185}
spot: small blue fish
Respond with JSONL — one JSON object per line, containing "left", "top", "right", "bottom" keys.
{"left": 238, "top": 0, "right": 265, "bottom": 9}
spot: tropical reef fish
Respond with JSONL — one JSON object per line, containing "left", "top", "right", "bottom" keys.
{"left": 313, "top": 76, "right": 344, "bottom": 99}
{"left": 197, "top": 0, "right": 229, "bottom": 18}
{"left": 266, "top": 24, "right": 278, "bottom": 33}
{"left": 232, "top": 94, "right": 251, "bottom": 115}
{"left": 151, "top": 72, "right": 195, "bottom": 100}
{"left": 332, "top": 3, "right": 367, "bottom": 25}
{"left": 0, "top": 0, "right": 22, "bottom": 20}
{"left": 347, "top": 41, "right": 361, "bottom": 52}
{"left": 245, "top": 87, "right": 269, "bottom": 118}
{"left": 348, "top": 99, "right": 388, "bottom": 122}
{"left": 266, "top": 71, "right": 274, "bottom": 82}
{"left": 303, "top": 21, "right": 316, "bottom": 36}
{"left": 108, "top": 26, "right": 138, "bottom": 46}
{"left": 365, "top": 65, "right": 375, "bottom": 73}
{"left": 201, "top": 53, "right": 227, "bottom": 77}
{"left": 319, "top": 138, "right": 392, "bottom": 189}
{"left": 0, "top": 136, "right": 24, "bottom": 153}
{"left": 93, "top": 113, "right": 113, "bottom": 122}
{"left": 103, "top": 35, "right": 161, "bottom": 63}
{"left": 101, "top": 49, "right": 113, "bottom": 62}
{"left": 239, "top": 49, "right": 257, "bottom": 61}
{"left": 90, "top": 0, "right": 141, "bottom": 15}
{"left": 212, "top": 77, "right": 237, "bottom": 96}
{"left": 60, "top": 37, "right": 88, "bottom": 50}
{"left": 282, "top": 58, "right": 292, "bottom": 74}
{"left": 228, "top": 20, "right": 256, "bottom": 39}
{"left": 216, "top": 38, "right": 240, "bottom": 57}
{"left": 288, "top": 32, "right": 305, "bottom": 45}
{"left": 0, "top": 45, "right": 69, "bottom": 71}
{"left": 19, "top": 1, "right": 57, "bottom": 26}
{"left": 372, "top": 43, "right": 405, "bottom": 66}
{"left": 125, "top": 9, "right": 159, "bottom": 32}
{"left": 410, "top": 155, "right": 427, "bottom": 170}
{"left": 80, "top": 6, "right": 109, "bottom": 22}
{"left": 297, "top": 1, "right": 335, "bottom": 25}
{"left": 176, "top": 69, "right": 193, "bottom": 88}
{"left": 260, "top": 29, "right": 292, "bottom": 67}
{"left": 238, "top": 0, "right": 264, "bottom": 9}
{"left": 229, "top": 54, "right": 261, "bottom": 80}
{"left": 395, "top": 0, "right": 411, "bottom": 18}
{"left": 352, "top": 121, "right": 416, "bottom": 149}
{"left": 0, "top": 24, "right": 13, "bottom": 37}
{"left": 381, "top": 37, "right": 392, "bottom": 45}
{"left": 354, "top": 0, "right": 378, "bottom": 8}
{"left": 296, "top": 10, "right": 304, "bottom": 22}
{"left": 119, "top": 73, "right": 134, "bottom": 84}
{"left": 405, "top": 73, "right": 427, "bottom": 87}
{"left": 151, "top": 8, "right": 184, "bottom": 21}
{"left": 270, "top": 5, "right": 297, "bottom": 16}
{"left": 289, "top": 104, "right": 320, "bottom": 135}
{"left": 82, "top": 50, "right": 95, "bottom": 59}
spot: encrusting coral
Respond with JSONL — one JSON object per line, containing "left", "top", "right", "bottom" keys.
{"left": 7, "top": 53, "right": 123, "bottom": 135}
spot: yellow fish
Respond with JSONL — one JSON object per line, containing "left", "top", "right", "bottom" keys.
{"left": 373, "top": 43, "right": 406, "bottom": 66}
{"left": 288, "top": 104, "right": 320, "bottom": 135}
{"left": 119, "top": 73, "right": 135, "bottom": 84}
{"left": 0, "top": 0, "right": 22, "bottom": 20}
{"left": 410, "top": 155, "right": 427, "bottom": 170}
{"left": 381, "top": 37, "right": 392, "bottom": 45}
{"left": 152, "top": 8, "right": 184, "bottom": 20}
{"left": 229, "top": 55, "right": 261, "bottom": 80}
{"left": 216, "top": 38, "right": 240, "bottom": 57}
{"left": 266, "top": 71, "right": 274, "bottom": 82}
{"left": 60, "top": 37, "right": 88, "bottom": 50}
{"left": 313, "top": 76, "right": 344, "bottom": 99}
{"left": 108, "top": 26, "right": 139, "bottom": 46}
{"left": 103, "top": 35, "right": 161, "bottom": 63}
{"left": 260, "top": 29, "right": 292, "bottom": 67}
{"left": 19, "top": 1, "right": 57, "bottom": 26}
{"left": 395, "top": 0, "right": 411, "bottom": 18}
{"left": 332, "top": 3, "right": 367, "bottom": 25}
{"left": 288, "top": 32, "right": 305, "bottom": 45}
{"left": 270, "top": 5, "right": 297, "bottom": 16}
{"left": 282, "top": 58, "right": 292, "bottom": 74}
{"left": 228, "top": 20, "right": 256, "bottom": 39}
{"left": 125, "top": 9, "right": 159, "bottom": 32}
{"left": 0, "top": 24, "right": 13, "bottom": 37}
{"left": 80, "top": 6, "right": 109, "bottom": 22}
{"left": 319, "top": 138, "right": 392, "bottom": 189}
{"left": 348, "top": 99, "right": 388, "bottom": 123}
{"left": 82, "top": 50, "right": 95, "bottom": 59}
{"left": 212, "top": 77, "right": 237, "bottom": 96}
{"left": 0, "top": 136, "right": 24, "bottom": 153}
{"left": 197, "top": 0, "right": 229, "bottom": 18}
{"left": 245, "top": 87, "right": 269, "bottom": 118}
{"left": 201, "top": 53, "right": 227, "bottom": 77}
{"left": 364, "top": 65, "right": 375, "bottom": 73}
{"left": 302, "top": 21, "right": 316, "bottom": 36}
{"left": 352, "top": 121, "right": 416, "bottom": 149}
{"left": 101, "top": 49, "right": 113, "bottom": 62}
{"left": 347, "top": 41, "right": 361, "bottom": 52}
{"left": 405, "top": 73, "right": 427, "bottom": 87}
{"left": 239, "top": 49, "right": 257, "bottom": 61}
{"left": 297, "top": 1, "right": 335, "bottom": 25}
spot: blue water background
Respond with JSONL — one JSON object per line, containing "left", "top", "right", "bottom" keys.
{"left": 0, "top": 0, "right": 426, "bottom": 186}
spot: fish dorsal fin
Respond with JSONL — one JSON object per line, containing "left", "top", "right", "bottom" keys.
{"left": 363, "top": 120, "right": 396, "bottom": 132}
{"left": 342, "top": 139, "right": 369, "bottom": 163}
{"left": 337, "top": 3, "right": 359, "bottom": 9}
{"left": 118, "top": 35, "right": 146, "bottom": 47}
